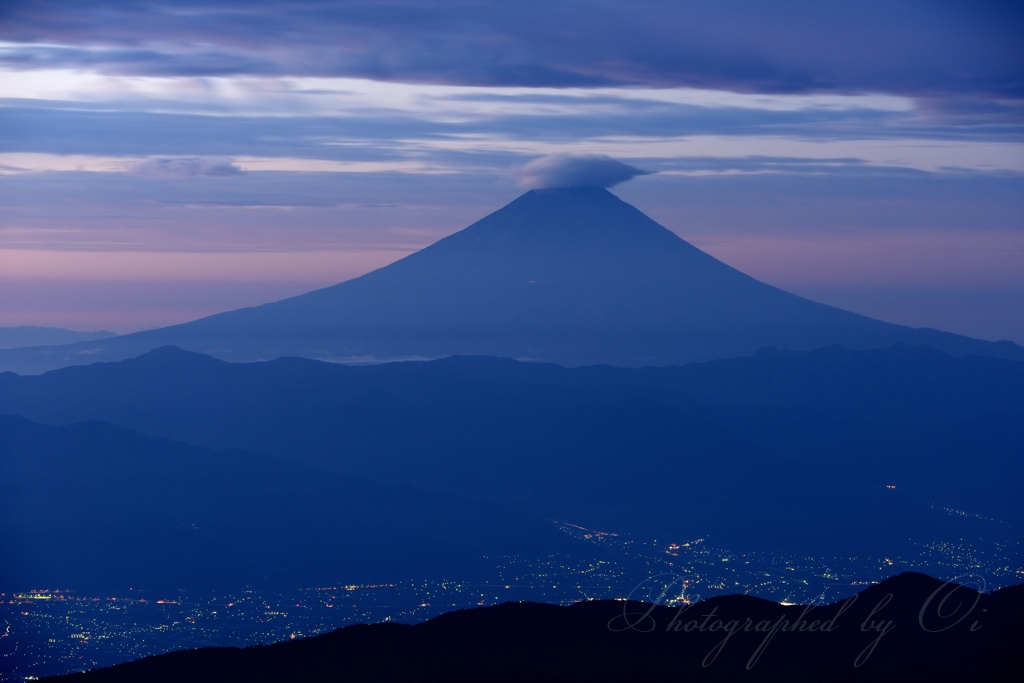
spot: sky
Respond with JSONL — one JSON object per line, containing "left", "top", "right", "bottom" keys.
{"left": 1, "top": 0, "right": 1022, "bottom": 342}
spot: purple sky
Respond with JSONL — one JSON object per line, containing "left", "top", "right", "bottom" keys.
{"left": 1, "top": 0, "right": 1022, "bottom": 342}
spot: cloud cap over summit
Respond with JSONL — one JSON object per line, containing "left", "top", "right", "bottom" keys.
{"left": 515, "top": 154, "right": 651, "bottom": 189}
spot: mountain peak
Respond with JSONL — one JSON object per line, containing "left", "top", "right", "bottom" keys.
{"left": 415, "top": 186, "right": 685, "bottom": 254}
{"left": 132, "top": 345, "right": 227, "bottom": 366}
{"left": 1, "top": 189, "right": 1022, "bottom": 373}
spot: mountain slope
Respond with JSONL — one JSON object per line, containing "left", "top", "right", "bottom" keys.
{"left": 0, "top": 415, "right": 570, "bottom": 591}
{"left": 1, "top": 188, "right": 1021, "bottom": 373}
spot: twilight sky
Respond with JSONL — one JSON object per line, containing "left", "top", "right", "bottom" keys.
{"left": 1, "top": 0, "right": 1022, "bottom": 342}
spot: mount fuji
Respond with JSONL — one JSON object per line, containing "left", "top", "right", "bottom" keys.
{"left": 3, "top": 187, "right": 1021, "bottom": 373}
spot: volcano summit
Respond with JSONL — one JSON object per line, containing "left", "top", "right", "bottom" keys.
{"left": 2, "top": 187, "right": 1021, "bottom": 373}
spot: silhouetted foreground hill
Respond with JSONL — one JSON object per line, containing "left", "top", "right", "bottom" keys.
{"left": 3, "top": 188, "right": 1021, "bottom": 374}
{"left": 1, "top": 344, "right": 1021, "bottom": 555}
{"left": 47, "top": 573, "right": 1024, "bottom": 683}
{"left": 0, "top": 416, "right": 569, "bottom": 591}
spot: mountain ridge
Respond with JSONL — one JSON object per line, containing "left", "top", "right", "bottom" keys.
{"left": 3, "top": 343, "right": 1021, "bottom": 555}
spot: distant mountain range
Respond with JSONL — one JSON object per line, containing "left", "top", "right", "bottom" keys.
{"left": 0, "top": 326, "right": 116, "bottom": 350}
{"left": 45, "top": 573, "right": 1024, "bottom": 683}
{"left": 4, "top": 344, "right": 1020, "bottom": 557}
{"left": 0, "top": 415, "right": 570, "bottom": 591}
{"left": 1, "top": 188, "right": 1021, "bottom": 374}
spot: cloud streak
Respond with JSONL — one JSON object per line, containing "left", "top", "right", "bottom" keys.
{"left": 128, "top": 156, "right": 243, "bottom": 178}
{"left": 1, "top": 1, "right": 1021, "bottom": 97}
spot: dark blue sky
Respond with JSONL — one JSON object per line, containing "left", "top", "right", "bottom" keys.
{"left": 1, "top": 0, "right": 1022, "bottom": 340}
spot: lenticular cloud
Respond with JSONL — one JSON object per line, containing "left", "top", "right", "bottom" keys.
{"left": 130, "top": 156, "right": 244, "bottom": 178}
{"left": 515, "top": 153, "right": 651, "bottom": 189}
